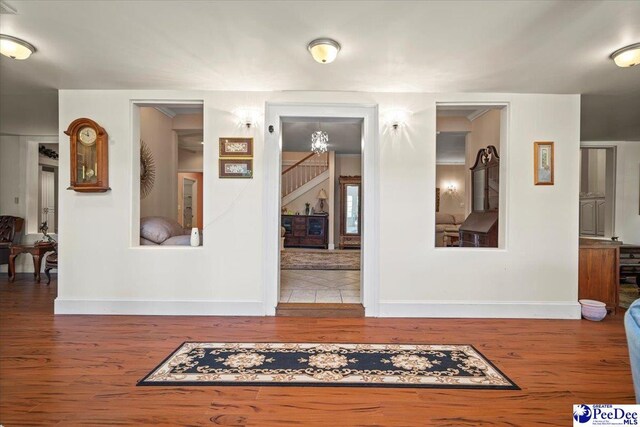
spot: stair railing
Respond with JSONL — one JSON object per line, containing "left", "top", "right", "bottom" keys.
{"left": 282, "top": 152, "right": 328, "bottom": 197}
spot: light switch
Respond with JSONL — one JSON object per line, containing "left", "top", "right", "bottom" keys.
{"left": 14, "top": 197, "right": 19, "bottom": 204}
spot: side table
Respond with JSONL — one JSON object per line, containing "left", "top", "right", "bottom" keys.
{"left": 8, "top": 243, "right": 56, "bottom": 283}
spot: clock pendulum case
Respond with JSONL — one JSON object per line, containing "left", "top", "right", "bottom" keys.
{"left": 65, "top": 118, "right": 110, "bottom": 192}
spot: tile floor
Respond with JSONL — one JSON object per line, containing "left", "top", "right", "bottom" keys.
{"left": 279, "top": 269, "right": 361, "bottom": 303}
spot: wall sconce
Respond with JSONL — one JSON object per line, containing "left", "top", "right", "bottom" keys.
{"left": 233, "top": 108, "right": 261, "bottom": 128}
{"left": 447, "top": 183, "right": 457, "bottom": 194}
{"left": 384, "top": 109, "right": 411, "bottom": 130}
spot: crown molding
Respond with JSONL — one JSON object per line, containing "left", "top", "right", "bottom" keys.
{"left": 154, "top": 106, "right": 176, "bottom": 118}
{"left": 467, "top": 108, "right": 490, "bottom": 122}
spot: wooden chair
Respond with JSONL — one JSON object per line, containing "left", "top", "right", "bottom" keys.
{"left": 0, "top": 216, "right": 24, "bottom": 267}
{"left": 45, "top": 248, "right": 57, "bottom": 285}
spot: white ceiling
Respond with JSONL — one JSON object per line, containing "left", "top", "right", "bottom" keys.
{"left": 1, "top": 1, "right": 639, "bottom": 139}
{"left": 436, "top": 133, "right": 467, "bottom": 164}
{"left": 282, "top": 119, "right": 362, "bottom": 154}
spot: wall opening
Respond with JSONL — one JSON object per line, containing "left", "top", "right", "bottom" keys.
{"left": 133, "top": 102, "right": 204, "bottom": 247}
{"left": 435, "top": 104, "right": 507, "bottom": 249}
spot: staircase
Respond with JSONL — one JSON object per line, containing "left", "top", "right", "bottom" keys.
{"left": 282, "top": 153, "right": 329, "bottom": 206}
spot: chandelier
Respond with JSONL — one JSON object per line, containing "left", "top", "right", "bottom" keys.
{"left": 310, "top": 130, "right": 329, "bottom": 154}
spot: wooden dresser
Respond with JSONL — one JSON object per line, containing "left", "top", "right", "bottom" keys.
{"left": 459, "top": 211, "right": 498, "bottom": 247}
{"left": 282, "top": 215, "right": 328, "bottom": 249}
{"left": 579, "top": 238, "right": 619, "bottom": 313}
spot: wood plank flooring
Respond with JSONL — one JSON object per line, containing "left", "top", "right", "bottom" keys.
{"left": 276, "top": 303, "right": 365, "bottom": 317}
{"left": 0, "top": 273, "right": 635, "bottom": 426}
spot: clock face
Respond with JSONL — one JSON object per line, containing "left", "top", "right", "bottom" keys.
{"left": 78, "top": 126, "right": 97, "bottom": 146}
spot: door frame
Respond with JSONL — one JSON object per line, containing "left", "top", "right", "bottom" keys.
{"left": 263, "top": 103, "right": 380, "bottom": 316}
{"left": 181, "top": 176, "right": 197, "bottom": 228}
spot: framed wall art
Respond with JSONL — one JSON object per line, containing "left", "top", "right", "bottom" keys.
{"left": 219, "top": 137, "right": 253, "bottom": 158}
{"left": 534, "top": 141, "right": 554, "bottom": 185}
{"left": 219, "top": 159, "right": 253, "bottom": 179}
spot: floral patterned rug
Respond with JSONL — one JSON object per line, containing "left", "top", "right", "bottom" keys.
{"left": 138, "top": 342, "right": 518, "bottom": 389}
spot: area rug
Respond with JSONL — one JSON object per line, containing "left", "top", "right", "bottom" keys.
{"left": 138, "top": 342, "right": 518, "bottom": 389}
{"left": 281, "top": 249, "right": 360, "bottom": 270}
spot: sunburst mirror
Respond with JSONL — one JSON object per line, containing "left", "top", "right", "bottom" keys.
{"left": 140, "top": 140, "right": 155, "bottom": 199}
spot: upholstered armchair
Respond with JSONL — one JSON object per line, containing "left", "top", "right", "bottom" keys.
{"left": 0, "top": 216, "right": 24, "bottom": 265}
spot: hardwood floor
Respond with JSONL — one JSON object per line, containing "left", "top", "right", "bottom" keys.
{"left": 0, "top": 273, "right": 635, "bottom": 426}
{"left": 276, "top": 303, "right": 365, "bottom": 317}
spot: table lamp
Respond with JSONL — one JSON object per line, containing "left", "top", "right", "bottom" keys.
{"left": 317, "top": 189, "right": 328, "bottom": 212}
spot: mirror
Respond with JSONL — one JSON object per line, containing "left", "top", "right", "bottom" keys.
{"left": 345, "top": 184, "right": 360, "bottom": 234}
{"left": 339, "top": 176, "right": 361, "bottom": 249}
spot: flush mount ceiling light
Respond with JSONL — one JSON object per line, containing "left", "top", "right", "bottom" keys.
{"left": 610, "top": 42, "right": 640, "bottom": 68}
{"left": 0, "top": 34, "right": 36, "bottom": 60}
{"left": 307, "top": 38, "right": 341, "bottom": 64}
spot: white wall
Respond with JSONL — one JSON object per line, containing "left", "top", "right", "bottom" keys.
{"left": 55, "top": 90, "right": 581, "bottom": 318}
{"left": 436, "top": 165, "right": 466, "bottom": 214}
{"left": 465, "top": 109, "right": 501, "bottom": 215}
{"left": 283, "top": 179, "right": 330, "bottom": 215}
{"left": 0, "top": 134, "right": 58, "bottom": 273}
{"left": 0, "top": 135, "right": 23, "bottom": 218}
{"left": 616, "top": 142, "right": 640, "bottom": 244}
{"left": 139, "top": 107, "right": 178, "bottom": 220}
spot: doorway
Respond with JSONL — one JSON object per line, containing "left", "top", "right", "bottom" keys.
{"left": 579, "top": 146, "right": 616, "bottom": 239}
{"left": 264, "top": 103, "right": 379, "bottom": 317}
{"left": 182, "top": 177, "right": 197, "bottom": 228}
{"left": 278, "top": 118, "right": 363, "bottom": 313}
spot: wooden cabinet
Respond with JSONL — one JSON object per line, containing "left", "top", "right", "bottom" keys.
{"left": 282, "top": 215, "right": 328, "bottom": 249}
{"left": 579, "top": 239, "right": 619, "bottom": 313}
{"left": 579, "top": 198, "right": 605, "bottom": 236}
{"left": 459, "top": 146, "right": 499, "bottom": 248}
{"left": 459, "top": 212, "right": 498, "bottom": 247}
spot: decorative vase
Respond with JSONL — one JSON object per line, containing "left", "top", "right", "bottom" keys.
{"left": 190, "top": 228, "right": 200, "bottom": 247}
{"left": 579, "top": 299, "right": 607, "bottom": 321}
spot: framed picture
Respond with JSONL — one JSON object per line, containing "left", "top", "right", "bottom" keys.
{"left": 219, "top": 159, "right": 253, "bottom": 179}
{"left": 534, "top": 141, "right": 554, "bottom": 185}
{"left": 436, "top": 188, "right": 440, "bottom": 212}
{"left": 219, "top": 137, "right": 253, "bottom": 158}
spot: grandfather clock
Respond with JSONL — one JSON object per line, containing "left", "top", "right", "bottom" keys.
{"left": 65, "top": 118, "right": 110, "bottom": 192}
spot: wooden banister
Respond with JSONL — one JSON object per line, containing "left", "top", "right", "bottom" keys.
{"left": 282, "top": 153, "right": 317, "bottom": 175}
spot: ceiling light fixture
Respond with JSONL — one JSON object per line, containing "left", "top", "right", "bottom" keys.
{"left": 311, "top": 130, "right": 329, "bottom": 154}
{"left": 0, "top": 34, "right": 36, "bottom": 60}
{"left": 610, "top": 42, "right": 640, "bottom": 68}
{"left": 307, "top": 38, "right": 341, "bottom": 64}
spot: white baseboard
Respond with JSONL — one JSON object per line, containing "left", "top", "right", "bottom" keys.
{"left": 378, "top": 300, "right": 582, "bottom": 319}
{"left": 54, "top": 298, "right": 264, "bottom": 316}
